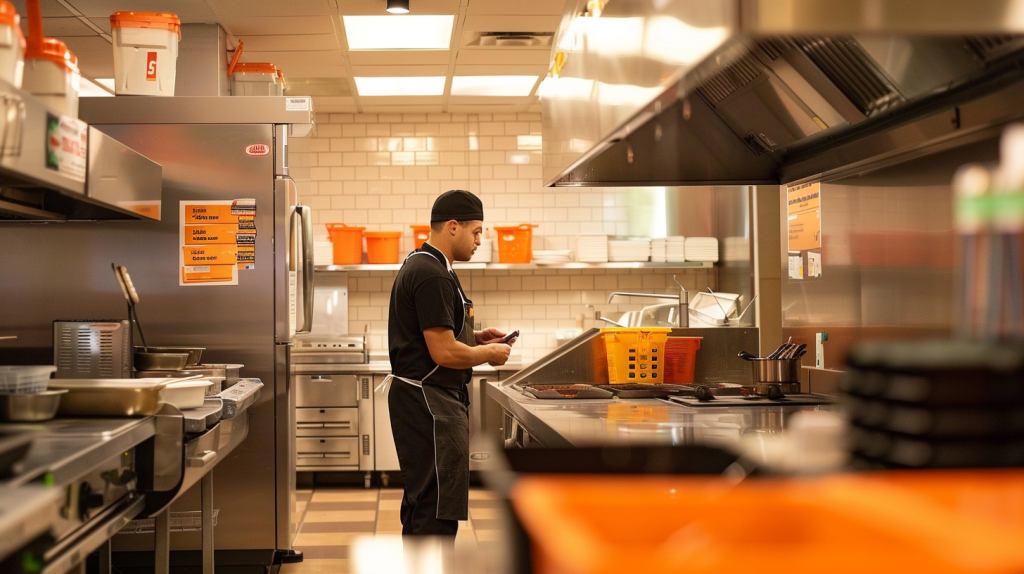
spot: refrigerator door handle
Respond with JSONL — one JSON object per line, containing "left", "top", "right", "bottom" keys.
{"left": 297, "top": 204, "right": 314, "bottom": 333}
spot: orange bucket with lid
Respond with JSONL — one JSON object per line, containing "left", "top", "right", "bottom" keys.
{"left": 110, "top": 11, "right": 180, "bottom": 96}
{"left": 326, "top": 224, "right": 364, "bottom": 265}
{"left": 410, "top": 225, "right": 431, "bottom": 250}
{"left": 365, "top": 231, "right": 402, "bottom": 264}
{"left": 495, "top": 224, "right": 538, "bottom": 264}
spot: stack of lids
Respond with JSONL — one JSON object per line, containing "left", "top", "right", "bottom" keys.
{"left": 575, "top": 235, "right": 609, "bottom": 263}
{"left": 532, "top": 250, "right": 573, "bottom": 265}
{"left": 666, "top": 236, "right": 686, "bottom": 262}
{"left": 684, "top": 237, "right": 719, "bottom": 262}
{"left": 651, "top": 238, "right": 667, "bottom": 262}
{"left": 843, "top": 339, "right": 1024, "bottom": 469}
{"left": 608, "top": 238, "right": 651, "bottom": 262}
{"left": 312, "top": 237, "right": 333, "bottom": 265}
{"left": 723, "top": 236, "right": 750, "bottom": 262}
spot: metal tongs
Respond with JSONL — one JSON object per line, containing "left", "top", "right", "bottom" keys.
{"left": 112, "top": 263, "right": 149, "bottom": 351}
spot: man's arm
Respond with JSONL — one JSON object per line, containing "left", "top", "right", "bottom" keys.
{"left": 424, "top": 327, "right": 511, "bottom": 369}
{"left": 475, "top": 327, "right": 507, "bottom": 345}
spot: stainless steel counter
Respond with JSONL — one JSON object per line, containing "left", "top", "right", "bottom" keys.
{"left": 311, "top": 361, "right": 523, "bottom": 374}
{"left": 486, "top": 382, "right": 835, "bottom": 450}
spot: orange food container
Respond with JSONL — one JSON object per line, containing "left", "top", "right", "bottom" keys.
{"left": 495, "top": 224, "right": 538, "bottom": 264}
{"left": 325, "top": 223, "right": 364, "bottom": 265}
{"left": 365, "top": 231, "right": 402, "bottom": 264}
{"left": 410, "top": 225, "right": 431, "bottom": 250}
{"left": 511, "top": 470, "right": 1024, "bottom": 574}
{"left": 664, "top": 336, "right": 702, "bottom": 384}
{"left": 601, "top": 328, "right": 671, "bottom": 383}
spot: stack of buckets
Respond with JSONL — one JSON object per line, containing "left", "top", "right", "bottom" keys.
{"left": 326, "top": 224, "right": 403, "bottom": 265}
{"left": 228, "top": 41, "right": 284, "bottom": 96}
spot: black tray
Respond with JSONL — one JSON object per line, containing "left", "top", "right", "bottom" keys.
{"left": 668, "top": 393, "right": 836, "bottom": 408}
{"left": 848, "top": 426, "right": 1024, "bottom": 468}
{"left": 514, "top": 383, "right": 614, "bottom": 400}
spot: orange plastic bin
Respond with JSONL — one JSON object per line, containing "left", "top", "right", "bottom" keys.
{"left": 410, "top": 225, "right": 430, "bottom": 250}
{"left": 665, "top": 336, "right": 702, "bottom": 383}
{"left": 365, "top": 231, "right": 402, "bottom": 264}
{"left": 495, "top": 224, "right": 538, "bottom": 264}
{"left": 325, "top": 223, "right": 364, "bottom": 265}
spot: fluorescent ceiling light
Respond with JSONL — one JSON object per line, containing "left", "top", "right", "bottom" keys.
{"left": 450, "top": 75, "right": 538, "bottom": 96}
{"left": 354, "top": 76, "right": 445, "bottom": 96}
{"left": 80, "top": 77, "right": 114, "bottom": 97}
{"left": 344, "top": 15, "right": 454, "bottom": 50}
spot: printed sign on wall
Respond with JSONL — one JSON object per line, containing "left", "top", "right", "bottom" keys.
{"left": 45, "top": 114, "right": 87, "bottom": 182}
{"left": 179, "top": 199, "right": 256, "bottom": 286}
{"left": 786, "top": 181, "right": 822, "bottom": 280}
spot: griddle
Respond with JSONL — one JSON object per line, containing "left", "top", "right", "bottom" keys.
{"left": 669, "top": 393, "right": 836, "bottom": 408}
{"left": 514, "top": 383, "right": 614, "bottom": 400}
{"left": 594, "top": 383, "right": 743, "bottom": 399}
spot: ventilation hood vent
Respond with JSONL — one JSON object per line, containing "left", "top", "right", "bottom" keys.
{"left": 542, "top": 1, "right": 1024, "bottom": 187}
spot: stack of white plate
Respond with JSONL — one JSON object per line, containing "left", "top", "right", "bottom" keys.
{"left": 470, "top": 239, "right": 493, "bottom": 263}
{"left": 575, "top": 235, "right": 609, "bottom": 263}
{"left": 533, "top": 250, "right": 573, "bottom": 265}
{"left": 684, "top": 237, "right": 719, "bottom": 262}
{"left": 651, "top": 238, "right": 667, "bottom": 262}
{"left": 608, "top": 238, "right": 651, "bottom": 262}
{"left": 666, "top": 236, "right": 686, "bottom": 262}
{"left": 723, "top": 237, "right": 749, "bottom": 262}
{"left": 313, "top": 239, "right": 334, "bottom": 266}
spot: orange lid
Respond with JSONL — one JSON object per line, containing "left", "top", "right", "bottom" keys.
{"left": 0, "top": 1, "right": 18, "bottom": 28}
{"left": 25, "top": 38, "right": 79, "bottom": 73}
{"left": 233, "top": 62, "right": 278, "bottom": 75}
{"left": 110, "top": 11, "right": 181, "bottom": 39}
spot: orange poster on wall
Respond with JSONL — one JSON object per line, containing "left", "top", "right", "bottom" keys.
{"left": 787, "top": 181, "right": 821, "bottom": 253}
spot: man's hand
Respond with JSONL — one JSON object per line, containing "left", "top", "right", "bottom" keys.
{"left": 485, "top": 343, "right": 512, "bottom": 366}
{"left": 475, "top": 327, "right": 506, "bottom": 345}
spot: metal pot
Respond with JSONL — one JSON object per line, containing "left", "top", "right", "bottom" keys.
{"left": 136, "top": 346, "right": 204, "bottom": 367}
{"left": 749, "top": 358, "right": 801, "bottom": 383}
{"left": 0, "top": 390, "right": 68, "bottom": 422}
{"left": 134, "top": 352, "right": 190, "bottom": 371}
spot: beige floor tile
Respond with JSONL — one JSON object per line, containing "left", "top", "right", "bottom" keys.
{"left": 468, "top": 489, "right": 498, "bottom": 501}
{"left": 303, "top": 510, "right": 378, "bottom": 523}
{"left": 377, "top": 499, "right": 401, "bottom": 511}
{"left": 475, "top": 530, "right": 503, "bottom": 543}
{"left": 294, "top": 531, "right": 366, "bottom": 547}
{"left": 296, "top": 501, "right": 308, "bottom": 515}
{"left": 311, "top": 491, "right": 379, "bottom": 503}
{"left": 469, "top": 507, "right": 499, "bottom": 520}
{"left": 375, "top": 526, "right": 403, "bottom": 534}
{"left": 376, "top": 509, "right": 401, "bottom": 522}
{"left": 280, "top": 558, "right": 350, "bottom": 574}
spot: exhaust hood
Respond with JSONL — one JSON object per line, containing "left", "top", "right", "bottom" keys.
{"left": 0, "top": 80, "right": 162, "bottom": 222}
{"left": 542, "top": 0, "right": 1024, "bottom": 187}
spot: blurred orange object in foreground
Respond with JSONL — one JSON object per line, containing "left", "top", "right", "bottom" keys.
{"left": 511, "top": 470, "right": 1024, "bottom": 574}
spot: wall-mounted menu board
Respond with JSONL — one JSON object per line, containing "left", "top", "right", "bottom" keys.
{"left": 787, "top": 181, "right": 822, "bottom": 280}
{"left": 179, "top": 199, "right": 256, "bottom": 286}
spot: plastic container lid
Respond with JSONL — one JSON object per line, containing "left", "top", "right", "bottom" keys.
{"left": 233, "top": 62, "right": 277, "bottom": 75}
{"left": 25, "top": 38, "right": 78, "bottom": 73}
{"left": 110, "top": 11, "right": 181, "bottom": 39}
{"left": 0, "top": 1, "right": 19, "bottom": 28}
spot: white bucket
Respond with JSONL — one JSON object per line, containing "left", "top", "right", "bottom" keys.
{"left": 231, "top": 64, "right": 279, "bottom": 96}
{"left": 110, "top": 12, "right": 180, "bottom": 96}
{"left": 0, "top": 20, "right": 24, "bottom": 88}
{"left": 23, "top": 41, "right": 79, "bottom": 117}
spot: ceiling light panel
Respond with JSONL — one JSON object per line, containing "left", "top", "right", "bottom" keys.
{"left": 354, "top": 76, "right": 447, "bottom": 96}
{"left": 450, "top": 75, "right": 538, "bottom": 96}
{"left": 343, "top": 16, "right": 455, "bottom": 50}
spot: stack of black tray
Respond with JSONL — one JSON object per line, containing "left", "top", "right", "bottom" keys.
{"left": 843, "top": 339, "right": 1024, "bottom": 469}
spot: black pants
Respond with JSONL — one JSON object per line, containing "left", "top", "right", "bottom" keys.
{"left": 389, "top": 379, "right": 462, "bottom": 536}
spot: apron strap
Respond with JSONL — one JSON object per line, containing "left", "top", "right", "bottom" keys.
{"left": 375, "top": 363, "right": 440, "bottom": 394}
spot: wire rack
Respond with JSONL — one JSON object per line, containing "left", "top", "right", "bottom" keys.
{"left": 121, "top": 509, "right": 219, "bottom": 533}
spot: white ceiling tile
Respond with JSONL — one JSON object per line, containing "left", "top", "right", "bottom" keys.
{"left": 462, "top": 15, "right": 561, "bottom": 32}
{"left": 218, "top": 16, "right": 335, "bottom": 36}
{"left": 275, "top": 64, "right": 348, "bottom": 78}
{"left": 338, "top": 0, "right": 460, "bottom": 16}
{"left": 447, "top": 103, "right": 535, "bottom": 113}
{"left": 453, "top": 64, "right": 546, "bottom": 76}
{"left": 206, "top": 0, "right": 334, "bottom": 16}
{"left": 467, "top": 0, "right": 568, "bottom": 16}
{"left": 242, "top": 50, "right": 345, "bottom": 67}
{"left": 235, "top": 34, "right": 340, "bottom": 51}
{"left": 61, "top": 0, "right": 217, "bottom": 20}
{"left": 456, "top": 49, "right": 550, "bottom": 66}
{"left": 448, "top": 96, "right": 538, "bottom": 105}
{"left": 348, "top": 51, "right": 451, "bottom": 66}
{"left": 39, "top": 17, "right": 97, "bottom": 37}
{"left": 87, "top": 17, "right": 111, "bottom": 34}
{"left": 62, "top": 36, "right": 115, "bottom": 77}
{"left": 351, "top": 64, "right": 449, "bottom": 77}
{"left": 12, "top": 0, "right": 74, "bottom": 17}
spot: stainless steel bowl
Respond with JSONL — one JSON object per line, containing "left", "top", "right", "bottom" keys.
{"left": 134, "top": 363, "right": 241, "bottom": 388}
{"left": 0, "top": 390, "right": 68, "bottom": 422}
{"left": 136, "top": 346, "right": 204, "bottom": 367}
{"left": 749, "top": 358, "right": 802, "bottom": 383}
{"left": 134, "top": 352, "right": 190, "bottom": 371}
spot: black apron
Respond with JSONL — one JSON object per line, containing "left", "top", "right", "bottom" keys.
{"left": 382, "top": 249, "right": 475, "bottom": 523}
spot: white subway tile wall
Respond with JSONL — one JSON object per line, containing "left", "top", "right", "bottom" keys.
{"left": 290, "top": 113, "right": 718, "bottom": 361}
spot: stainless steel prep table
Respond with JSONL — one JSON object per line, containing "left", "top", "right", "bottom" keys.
{"left": 487, "top": 382, "right": 835, "bottom": 450}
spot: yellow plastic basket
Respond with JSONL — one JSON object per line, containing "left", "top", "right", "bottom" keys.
{"left": 601, "top": 328, "right": 671, "bottom": 384}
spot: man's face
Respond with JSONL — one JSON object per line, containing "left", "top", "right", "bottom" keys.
{"left": 452, "top": 220, "right": 483, "bottom": 262}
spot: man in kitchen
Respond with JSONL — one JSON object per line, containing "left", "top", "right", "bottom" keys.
{"left": 386, "top": 189, "right": 513, "bottom": 539}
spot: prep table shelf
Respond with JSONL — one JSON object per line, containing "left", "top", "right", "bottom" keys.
{"left": 316, "top": 261, "right": 714, "bottom": 272}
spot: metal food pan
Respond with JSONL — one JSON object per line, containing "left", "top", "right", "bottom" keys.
{"left": 49, "top": 380, "right": 168, "bottom": 417}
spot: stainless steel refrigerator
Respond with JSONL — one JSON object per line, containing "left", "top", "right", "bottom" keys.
{"left": 0, "top": 97, "right": 314, "bottom": 568}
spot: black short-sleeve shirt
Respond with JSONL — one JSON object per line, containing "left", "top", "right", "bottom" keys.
{"left": 388, "top": 243, "right": 472, "bottom": 390}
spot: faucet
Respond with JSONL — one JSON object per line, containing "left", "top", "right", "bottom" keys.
{"left": 606, "top": 276, "right": 689, "bottom": 327}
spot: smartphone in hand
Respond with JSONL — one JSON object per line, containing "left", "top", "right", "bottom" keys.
{"left": 498, "top": 330, "right": 519, "bottom": 345}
